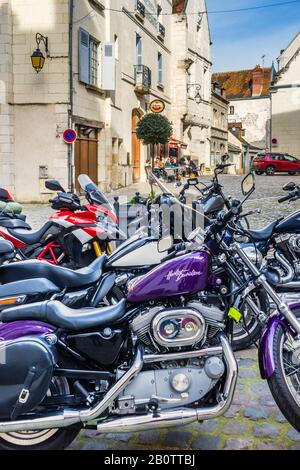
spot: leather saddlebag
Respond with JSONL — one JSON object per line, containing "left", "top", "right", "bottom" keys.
{"left": 0, "top": 337, "right": 57, "bottom": 420}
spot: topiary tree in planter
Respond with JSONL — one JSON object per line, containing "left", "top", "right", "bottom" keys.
{"left": 136, "top": 113, "right": 173, "bottom": 168}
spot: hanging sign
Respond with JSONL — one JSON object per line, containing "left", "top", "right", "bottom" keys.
{"left": 63, "top": 129, "right": 77, "bottom": 144}
{"left": 150, "top": 99, "right": 165, "bottom": 114}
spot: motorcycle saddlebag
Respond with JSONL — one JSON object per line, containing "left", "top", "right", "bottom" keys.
{"left": 0, "top": 336, "right": 57, "bottom": 420}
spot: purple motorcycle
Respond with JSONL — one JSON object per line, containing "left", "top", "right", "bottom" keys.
{"left": 0, "top": 174, "right": 300, "bottom": 449}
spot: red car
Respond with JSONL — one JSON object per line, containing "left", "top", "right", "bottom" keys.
{"left": 252, "top": 153, "right": 300, "bottom": 176}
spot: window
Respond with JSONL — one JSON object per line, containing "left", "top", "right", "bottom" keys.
{"left": 158, "top": 52, "right": 163, "bottom": 85}
{"left": 79, "top": 28, "right": 100, "bottom": 86}
{"left": 284, "top": 155, "right": 297, "bottom": 162}
{"left": 229, "top": 106, "right": 235, "bottom": 115}
{"left": 89, "top": 38, "right": 99, "bottom": 86}
{"left": 136, "top": 34, "right": 142, "bottom": 66}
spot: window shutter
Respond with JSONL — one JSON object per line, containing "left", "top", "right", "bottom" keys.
{"left": 102, "top": 43, "right": 115, "bottom": 91}
{"left": 79, "top": 28, "right": 90, "bottom": 84}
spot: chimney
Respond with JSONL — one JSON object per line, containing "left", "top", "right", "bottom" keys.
{"left": 252, "top": 65, "right": 264, "bottom": 97}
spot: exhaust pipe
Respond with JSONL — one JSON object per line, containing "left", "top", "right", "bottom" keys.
{"left": 96, "top": 336, "right": 237, "bottom": 434}
{"left": 274, "top": 251, "right": 294, "bottom": 285}
{"left": 0, "top": 336, "right": 237, "bottom": 435}
{"left": 0, "top": 346, "right": 144, "bottom": 434}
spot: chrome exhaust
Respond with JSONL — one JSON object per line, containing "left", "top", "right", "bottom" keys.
{"left": 274, "top": 251, "right": 294, "bottom": 285}
{"left": 96, "top": 335, "right": 238, "bottom": 434}
{"left": 0, "top": 346, "right": 144, "bottom": 434}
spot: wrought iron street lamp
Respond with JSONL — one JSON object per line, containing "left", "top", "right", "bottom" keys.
{"left": 187, "top": 84, "right": 202, "bottom": 104}
{"left": 31, "top": 33, "right": 50, "bottom": 73}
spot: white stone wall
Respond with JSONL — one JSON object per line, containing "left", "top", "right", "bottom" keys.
{"left": 211, "top": 92, "right": 228, "bottom": 168}
{"left": 228, "top": 97, "right": 271, "bottom": 148}
{"left": 170, "top": 0, "right": 212, "bottom": 168}
{"left": 0, "top": 0, "right": 14, "bottom": 193}
{"left": 0, "top": 0, "right": 70, "bottom": 201}
{"left": 107, "top": 0, "right": 173, "bottom": 186}
{"left": 272, "top": 43, "right": 300, "bottom": 159}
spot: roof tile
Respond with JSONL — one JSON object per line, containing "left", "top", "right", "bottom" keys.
{"left": 212, "top": 67, "right": 272, "bottom": 99}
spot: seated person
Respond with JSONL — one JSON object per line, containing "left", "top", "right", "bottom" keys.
{"left": 187, "top": 156, "right": 199, "bottom": 177}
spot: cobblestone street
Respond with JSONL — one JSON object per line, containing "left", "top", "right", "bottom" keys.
{"left": 24, "top": 175, "right": 300, "bottom": 450}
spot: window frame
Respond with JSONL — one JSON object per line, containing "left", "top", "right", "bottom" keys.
{"left": 89, "top": 36, "right": 100, "bottom": 87}
{"left": 158, "top": 52, "right": 163, "bottom": 85}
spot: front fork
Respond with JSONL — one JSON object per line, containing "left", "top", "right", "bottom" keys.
{"left": 93, "top": 241, "right": 112, "bottom": 257}
{"left": 233, "top": 242, "right": 300, "bottom": 335}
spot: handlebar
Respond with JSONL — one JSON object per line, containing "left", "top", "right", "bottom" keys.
{"left": 278, "top": 190, "right": 300, "bottom": 203}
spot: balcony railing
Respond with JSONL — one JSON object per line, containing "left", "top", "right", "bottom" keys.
{"left": 158, "top": 23, "right": 165, "bottom": 39}
{"left": 135, "top": 0, "right": 145, "bottom": 20}
{"left": 134, "top": 65, "right": 151, "bottom": 93}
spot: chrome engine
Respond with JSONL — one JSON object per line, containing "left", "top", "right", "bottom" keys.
{"left": 130, "top": 303, "right": 226, "bottom": 351}
{"left": 289, "top": 235, "right": 300, "bottom": 253}
{"left": 121, "top": 303, "right": 227, "bottom": 412}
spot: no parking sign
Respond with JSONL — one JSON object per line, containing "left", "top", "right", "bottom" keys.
{"left": 63, "top": 129, "right": 77, "bottom": 144}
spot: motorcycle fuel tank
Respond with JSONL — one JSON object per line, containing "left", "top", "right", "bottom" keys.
{"left": 127, "top": 251, "right": 210, "bottom": 303}
{"left": 276, "top": 210, "right": 300, "bottom": 234}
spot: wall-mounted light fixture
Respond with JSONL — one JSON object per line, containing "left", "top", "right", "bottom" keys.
{"left": 31, "top": 33, "right": 50, "bottom": 73}
{"left": 187, "top": 84, "right": 202, "bottom": 104}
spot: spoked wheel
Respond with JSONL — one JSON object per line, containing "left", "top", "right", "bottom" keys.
{"left": 0, "top": 378, "right": 81, "bottom": 450}
{"left": 232, "top": 290, "right": 268, "bottom": 351}
{"left": 267, "top": 308, "right": 300, "bottom": 432}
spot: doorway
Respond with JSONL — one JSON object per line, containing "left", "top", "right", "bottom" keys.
{"left": 132, "top": 109, "right": 142, "bottom": 183}
{"left": 75, "top": 125, "right": 98, "bottom": 193}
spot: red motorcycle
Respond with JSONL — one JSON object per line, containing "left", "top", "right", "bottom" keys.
{"left": 0, "top": 175, "right": 119, "bottom": 268}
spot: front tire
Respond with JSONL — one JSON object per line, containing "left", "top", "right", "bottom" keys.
{"left": 255, "top": 171, "right": 263, "bottom": 175}
{"left": 267, "top": 308, "right": 300, "bottom": 432}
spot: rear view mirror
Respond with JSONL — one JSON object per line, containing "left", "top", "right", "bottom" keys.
{"left": 45, "top": 180, "right": 66, "bottom": 193}
{"left": 241, "top": 173, "right": 255, "bottom": 196}
{"left": 283, "top": 182, "right": 296, "bottom": 191}
{"left": 158, "top": 236, "right": 173, "bottom": 253}
{"left": 221, "top": 154, "right": 230, "bottom": 163}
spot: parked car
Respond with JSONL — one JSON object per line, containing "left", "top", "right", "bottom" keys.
{"left": 252, "top": 153, "right": 300, "bottom": 176}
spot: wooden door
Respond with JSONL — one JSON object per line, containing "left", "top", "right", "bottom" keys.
{"left": 132, "top": 109, "right": 141, "bottom": 183}
{"left": 75, "top": 126, "right": 98, "bottom": 193}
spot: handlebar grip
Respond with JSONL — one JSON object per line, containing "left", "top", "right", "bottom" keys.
{"left": 278, "top": 193, "right": 295, "bottom": 203}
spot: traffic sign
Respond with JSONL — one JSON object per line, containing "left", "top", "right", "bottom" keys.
{"left": 63, "top": 129, "right": 77, "bottom": 144}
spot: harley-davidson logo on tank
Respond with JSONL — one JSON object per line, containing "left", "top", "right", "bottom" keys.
{"left": 127, "top": 251, "right": 210, "bottom": 303}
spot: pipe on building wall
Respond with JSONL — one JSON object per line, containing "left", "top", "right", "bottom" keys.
{"left": 68, "top": 0, "right": 74, "bottom": 191}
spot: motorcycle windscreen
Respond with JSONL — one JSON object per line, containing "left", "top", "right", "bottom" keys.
{"left": 78, "top": 174, "right": 112, "bottom": 207}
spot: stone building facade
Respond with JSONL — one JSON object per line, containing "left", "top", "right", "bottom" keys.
{"left": 271, "top": 32, "right": 300, "bottom": 159}
{"left": 0, "top": 0, "right": 211, "bottom": 201}
{"left": 212, "top": 66, "right": 274, "bottom": 150}
{"left": 170, "top": 0, "right": 212, "bottom": 169}
{"left": 210, "top": 81, "right": 228, "bottom": 169}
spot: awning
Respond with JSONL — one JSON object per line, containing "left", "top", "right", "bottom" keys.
{"left": 169, "top": 136, "right": 188, "bottom": 150}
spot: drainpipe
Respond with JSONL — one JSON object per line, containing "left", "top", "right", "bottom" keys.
{"left": 68, "top": 0, "right": 74, "bottom": 191}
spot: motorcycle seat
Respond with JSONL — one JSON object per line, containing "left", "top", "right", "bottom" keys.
{"left": 7, "top": 221, "right": 53, "bottom": 245}
{"left": 246, "top": 221, "right": 278, "bottom": 242}
{"left": 0, "top": 278, "right": 60, "bottom": 301}
{"left": 0, "top": 240, "right": 14, "bottom": 263}
{"left": 0, "top": 218, "right": 31, "bottom": 230}
{"left": 0, "top": 255, "right": 108, "bottom": 289}
{"left": 0, "top": 299, "right": 127, "bottom": 331}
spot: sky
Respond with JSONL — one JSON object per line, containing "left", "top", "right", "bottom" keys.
{"left": 207, "top": 0, "right": 300, "bottom": 71}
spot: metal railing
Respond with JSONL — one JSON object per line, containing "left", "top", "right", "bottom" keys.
{"left": 158, "top": 23, "right": 165, "bottom": 38}
{"left": 134, "top": 65, "right": 152, "bottom": 89}
{"left": 135, "top": 0, "right": 145, "bottom": 18}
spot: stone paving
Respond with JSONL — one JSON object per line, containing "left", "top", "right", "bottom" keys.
{"left": 23, "top": 174, "right": 300, "bottom": 450}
